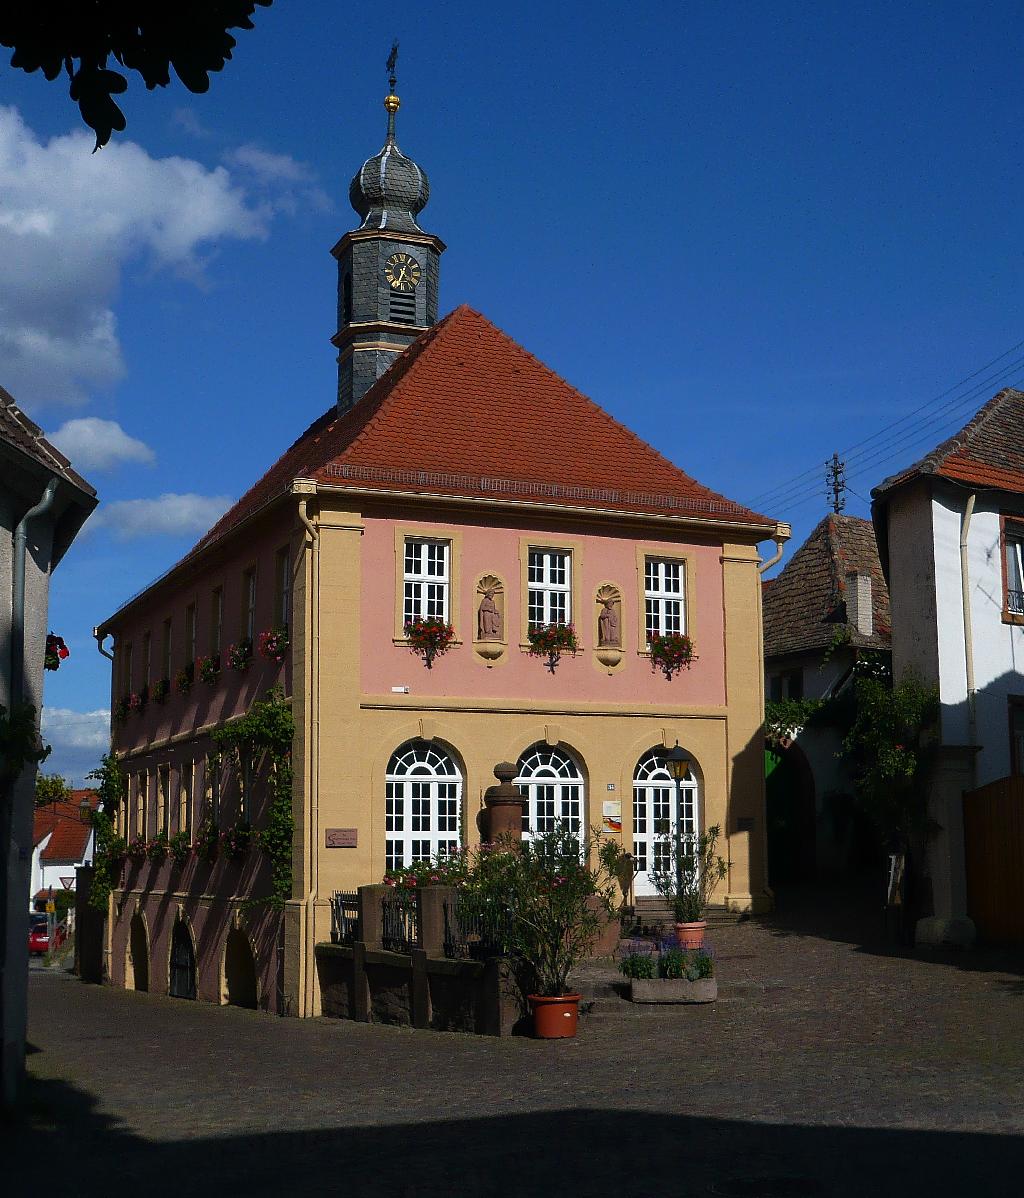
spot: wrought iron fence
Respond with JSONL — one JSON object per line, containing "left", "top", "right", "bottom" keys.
{"left": 331, "top": 891, "right": 360, "bottom": 945}
{"left": 1009, "top": 588, "right": 1024, "bottom": 616}
{"left": 381, "top": 896, "right": 420, "bottom": 953}
{"left": 443, "top": 894, "right": 516, "bottom": 960}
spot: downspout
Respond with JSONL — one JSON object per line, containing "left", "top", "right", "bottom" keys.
{"left": 960, "top": 493, "right": 977, "bottom": 751}
{"left": 757, "top": 522, "right": 792, "bottom": 576}
{"left": 92, "top": 628, "right": 114, "bottom": 661}
{"left": 297, "top": 497, "right": 320, "bottom": 1016}
{"left": 11, "top": 479, "right": 59, "bottom": 707}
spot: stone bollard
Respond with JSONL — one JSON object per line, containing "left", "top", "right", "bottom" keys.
{"left": 480, "top": 762, "right": 526, "bottom": 846}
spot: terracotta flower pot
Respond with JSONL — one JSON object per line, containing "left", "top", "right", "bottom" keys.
{"left": 528, "top": 993, "right": 581, "bottom": 1038}
{"left": 674, "top": 920, "right": 706, "bottom": 949}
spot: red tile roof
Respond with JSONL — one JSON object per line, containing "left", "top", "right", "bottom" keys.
{"left": 874, "top": 388, "right": 1024, "bottom": 499}
{"left": 32, "top": 792, "right": 99, "bottom": 849}
{"left": 40, "top": 819, "right": 92, "bottom": 863}
{"left": 189, "top": 306, "right": 774, "bottom": 561}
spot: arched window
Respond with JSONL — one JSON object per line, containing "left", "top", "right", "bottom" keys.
{"left": 632, "top": 748, "right": 700, "bottom": 897}
{"left": 516, "top": 745, "right": 585, "bottom": 839}
{"left": 385, "top": 741, "right": 462, "bottom": 870}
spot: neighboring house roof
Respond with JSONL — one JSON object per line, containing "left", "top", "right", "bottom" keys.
{"left": 763, "top": 514, "right": 891, "bottom": 659}
{"left": 0, "top": 385, "right": 97, "bottom": 564}
{"left": 873, "top": 388, "right": 1024, "bottom": 498}
{"left": 39, "top": 819, "right": 92, "bottom": 863}
{"left": 202, "top": 304, "right": 773, "bottom": 542}
{"left": 32, "top": 792, "right": 99, "bottom": 849}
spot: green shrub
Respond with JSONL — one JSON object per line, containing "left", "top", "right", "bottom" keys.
{"left": 658, "top": 947, "right": 714, "bottom": 980}
{"left": 619, "top": 953, "right": 656, "bottom": 979}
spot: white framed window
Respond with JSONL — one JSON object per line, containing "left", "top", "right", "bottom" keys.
{"left": 644, "top": 558, "right": 685, "bottom": 644}
{"left": 242, "top": 567, "right": 257, "bottom": 640}
{"left": 142, "top": 631, "right": 151, "bottom": 687}
{"left": 158, "top": 765, "right": 170, "bottom": 837}
{"left": 275, "top": 546, "right": 291, "bottom": 629}
{"left": 1005, "top": 527, "right": 1024, "bottom": 616}
{"left": 210, "top": 587, "right": 223, "bottom": 655}
{"left": 184, "top": 603, "right": 196, "bottom": 665}
{"left": 528, "top": 549, "right": 571, "bottom": 629}
{"left": 403, "top": 539, "right": 450, "bottom": 624}
{"left": 179, "top": 760, "right": 193, "bottom": 840}
{"left": 207, "top": 754, "right": 222, "bottom": 825}
{"left": 385, "top": 741, "right": 462, "bottom": 870}
{"left": 631, "top": 748, "right": 698, "bottom": 897}
{"left": 161, "top": 618, "right": 172, "bottom": 681}
{"left": 516, "top": 745, "right": 584, "bottom": 839}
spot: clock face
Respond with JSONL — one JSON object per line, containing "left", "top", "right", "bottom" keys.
{"left": 384, "top": 252, "right": 421, "bottom": 292}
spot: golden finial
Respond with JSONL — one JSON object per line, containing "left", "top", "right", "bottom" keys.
{"left": 384, "top": 94, "right": 401, "bottom": 114}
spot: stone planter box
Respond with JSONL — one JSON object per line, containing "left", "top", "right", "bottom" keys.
{"left": 630, "top": 977, "right": 717, "bottom": 1004}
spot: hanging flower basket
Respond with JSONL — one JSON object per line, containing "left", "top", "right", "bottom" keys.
{"left": 257, "top": 627, "right": 290, "bottom": 664}
{"left": 44, "top": 633, "right": 70, "bottom": 671}
{"left": 527, "top": 622, "right": 579, "bottom": 672}
{"left": 227, "top": 638, "right": 253, "bottom": 672}
{"left": 153, "top": 677, "right": 171, "bottom": 704}
{"left": 649, "top": 632, "right": 697, "bottom": 680}
{"left": 404, "top": 617, "right": 456, "bottom": 669}
{"left": 174, "top": 661, "right": 194, "bottom": 695}
{"left": 197, "top": 653, "right": 221, "bottom": 686}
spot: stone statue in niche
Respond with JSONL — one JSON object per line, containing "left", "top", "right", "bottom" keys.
{"left": 476, "top": 575, "right": 504, "bottom": 641}
{"left": 597, "top": 586, "right": 622, "bottom": 648}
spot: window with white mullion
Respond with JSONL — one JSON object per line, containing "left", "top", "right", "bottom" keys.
{"left": 644, "top": 558, "right": 685, "bottom": 644}
{"left": 1006, "top": 531, "right": 1024, "bottom": 615}
{"left": 528, "top": 549, "right": 571, "bottom": 629}
{"left": 403, "top": 539, "right": 450, "bottom": 624}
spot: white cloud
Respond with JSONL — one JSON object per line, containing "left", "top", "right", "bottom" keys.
{"left": 0, "top": 107, "right": 323, "bottom": 410}
{"left": 226, "top": 143, "right": 330, "bottom": 212}
{"left": 89, "top": 492, "right": 233, "bottom": 540}
{"left": 170, "top": 107, "right": 211, "bottom": 138}
{"left": 40, "top": 707, "right": 110, "bottom": 786}
{"left": 47, "top": 417, "right": 155, "bottom": 472}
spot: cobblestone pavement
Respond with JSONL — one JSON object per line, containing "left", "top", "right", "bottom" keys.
{"left": 5, "top": 883, "right": 1024, "bottom": 1197}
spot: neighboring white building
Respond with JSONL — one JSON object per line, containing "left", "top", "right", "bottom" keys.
{"left": 872, "top": 387, "right": 1024, "bottom": 943}
{"left": 30, "top": 793, "right": 97, "bottom": 907}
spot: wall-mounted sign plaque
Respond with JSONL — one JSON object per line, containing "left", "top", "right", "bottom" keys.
{"left": 325, "top": 828, "right": 358, "bottom": 848}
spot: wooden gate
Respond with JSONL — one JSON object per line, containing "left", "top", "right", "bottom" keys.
{"left": 963, "top": 775, "right": 1024, "bottom": 944}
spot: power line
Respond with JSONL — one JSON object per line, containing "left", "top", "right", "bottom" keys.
{"left": 749, "top": 336, "right": 1024, "bottom": 507}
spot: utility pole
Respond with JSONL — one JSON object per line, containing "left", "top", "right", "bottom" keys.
{"left": 826, "top": 452, "right": 846, "bottom": 514}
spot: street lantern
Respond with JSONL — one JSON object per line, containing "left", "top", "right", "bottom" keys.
{"left": 664, "top": 742, "right": 690, "bottom": 905}
{"left": 665, "top": 742, "right": 691, "bottom": 781}
{"left": 79, "top": 795, "right": 92, "bottom": 824}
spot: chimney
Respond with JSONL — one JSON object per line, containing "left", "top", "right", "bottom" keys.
{"left": 845, "top": 571, "right": 873, "bottom": 638}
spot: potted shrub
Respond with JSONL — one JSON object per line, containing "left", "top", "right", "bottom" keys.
{"left": 526, "top": 622, "right": 579, "bottom": 672}
{"left": 504, "top": 823, "right": 616, "bottom": 1038}
{"left": 649, "top": 824, "right": 727, "bottom": 949}
{"left": 621, "top": 946, "right": 717, "bottom": 1003}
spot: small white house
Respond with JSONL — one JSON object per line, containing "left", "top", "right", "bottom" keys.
{"left": 30, "top": 794, "right": 97, "bottom": 908}
{"left": 872, "top": 387, "right": 1024, "bottom": 943}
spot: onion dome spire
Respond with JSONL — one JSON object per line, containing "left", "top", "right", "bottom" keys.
{"left": 348, "top": 44, "right": 430, "bottom": 234}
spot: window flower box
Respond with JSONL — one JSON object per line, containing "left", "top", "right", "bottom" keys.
{"left": 113, "top": 697, "right": 130, "bottom": 725}
{"left": 648, "top": 632, "right": 697, "bottom": 680}
{"left": 257, "top": 627, "right": 290, "bottom": 664}
{"left": 153, "top": 677, "right": 171, "bottom": 704}
{"left": 227, "top": 638, "right": 253, "bottom": 672}
{"left": 174, "top": 661, "right": 194, "bottom": 695}
{"left": 527, "top": 622, "right": 579, "bottom": 672}
{"left": 404, "top": 617, "right": 455, "bottom": 669}
{"left": 127, "top": 686, "right": 148, "bottom": 714}
{"left": 197, "top": 653, "right": 221, "bottom": 686}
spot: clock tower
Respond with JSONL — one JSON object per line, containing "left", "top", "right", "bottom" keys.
{"left": 332, "top": 85, "right": 445, "bottom": 414}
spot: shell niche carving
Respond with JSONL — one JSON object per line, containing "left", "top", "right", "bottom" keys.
{"left": 595, "top": 584, "right": 622, "bottom": 648}
{"left": 476, "top": 575, "right": 505, "bottom": 642}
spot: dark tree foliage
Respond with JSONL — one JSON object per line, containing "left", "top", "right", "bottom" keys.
{"left": 0, "top": 2, "right": 272, "bottom": 150}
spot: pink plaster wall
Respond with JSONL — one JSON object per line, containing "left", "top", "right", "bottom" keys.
{"left": 360, "top": 510, "right": 727, "bottom": 705}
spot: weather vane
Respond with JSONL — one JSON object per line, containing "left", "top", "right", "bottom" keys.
{"left": 387, "top": 40, "right": 399, "bottom": 94}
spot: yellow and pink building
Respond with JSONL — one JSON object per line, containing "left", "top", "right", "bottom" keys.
{"left": 95, "top": 90, "right": 783, "bottom": 1015}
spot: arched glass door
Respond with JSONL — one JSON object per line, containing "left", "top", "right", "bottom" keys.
{"left": 632, "top": 749, "right": 699, "bottom": 897}
{"left": 385, "top": 741, "right": 462, "bottom": 870}
{"left": 516, "top": 745, "right": 585, "bottom": 840}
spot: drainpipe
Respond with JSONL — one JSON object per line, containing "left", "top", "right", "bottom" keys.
{"left": 960, "top": 493, "right": 977, "bottom": 751}
{"left": 297, "top": 496, "right": 320, "bottom": 1017}
{"left": 92, "top": 628, "right": 114, "bottom": 661}
{"left": 757, "top": 522, "right": 792, "bottom": 576}
{"left": 10, "top": 479, "right": 59, "bottom": 707}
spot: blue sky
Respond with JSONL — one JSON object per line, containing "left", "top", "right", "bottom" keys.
{"left": 3, "top": 1, "right": 1022, "bottom": 781}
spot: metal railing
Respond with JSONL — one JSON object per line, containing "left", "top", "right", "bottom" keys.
{"left": 443, "top": 895, "right": 515, "bottom": 960}
{"left": 330, "top": 891, "right": 360, "bottom": 945}
{"left": 1009, "top": 588, "right": 1024, "bottom": 616}
{"left": 381, "top": 896, "right": 420, "bottom": 953}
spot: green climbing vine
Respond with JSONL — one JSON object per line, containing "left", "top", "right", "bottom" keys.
{"left": 1, "top": 701, "right": 50, "bottom": 782}
{"left": 212, "top": 687, "right": 294, "bottom": 911}
{"left": 86, "top": 752, "right": 127, "bottom": 912}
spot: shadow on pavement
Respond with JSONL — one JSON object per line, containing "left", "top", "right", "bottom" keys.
{"left": 3, "top": 1065, "right": 1022, "bottom": 1198}
{"left": 756, "top": 878, "right": 1024, "bottom": 981}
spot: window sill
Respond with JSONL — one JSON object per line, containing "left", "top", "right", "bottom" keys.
{"left": 392, "top": 637, "right": 464, "bottom": 648}
{"left": 1001, "top": 611, "right": 1024, "bottom": 627}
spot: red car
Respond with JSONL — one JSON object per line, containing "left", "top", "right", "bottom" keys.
{"left": 28, "top": 913, "right": 66, "bottom": 956}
